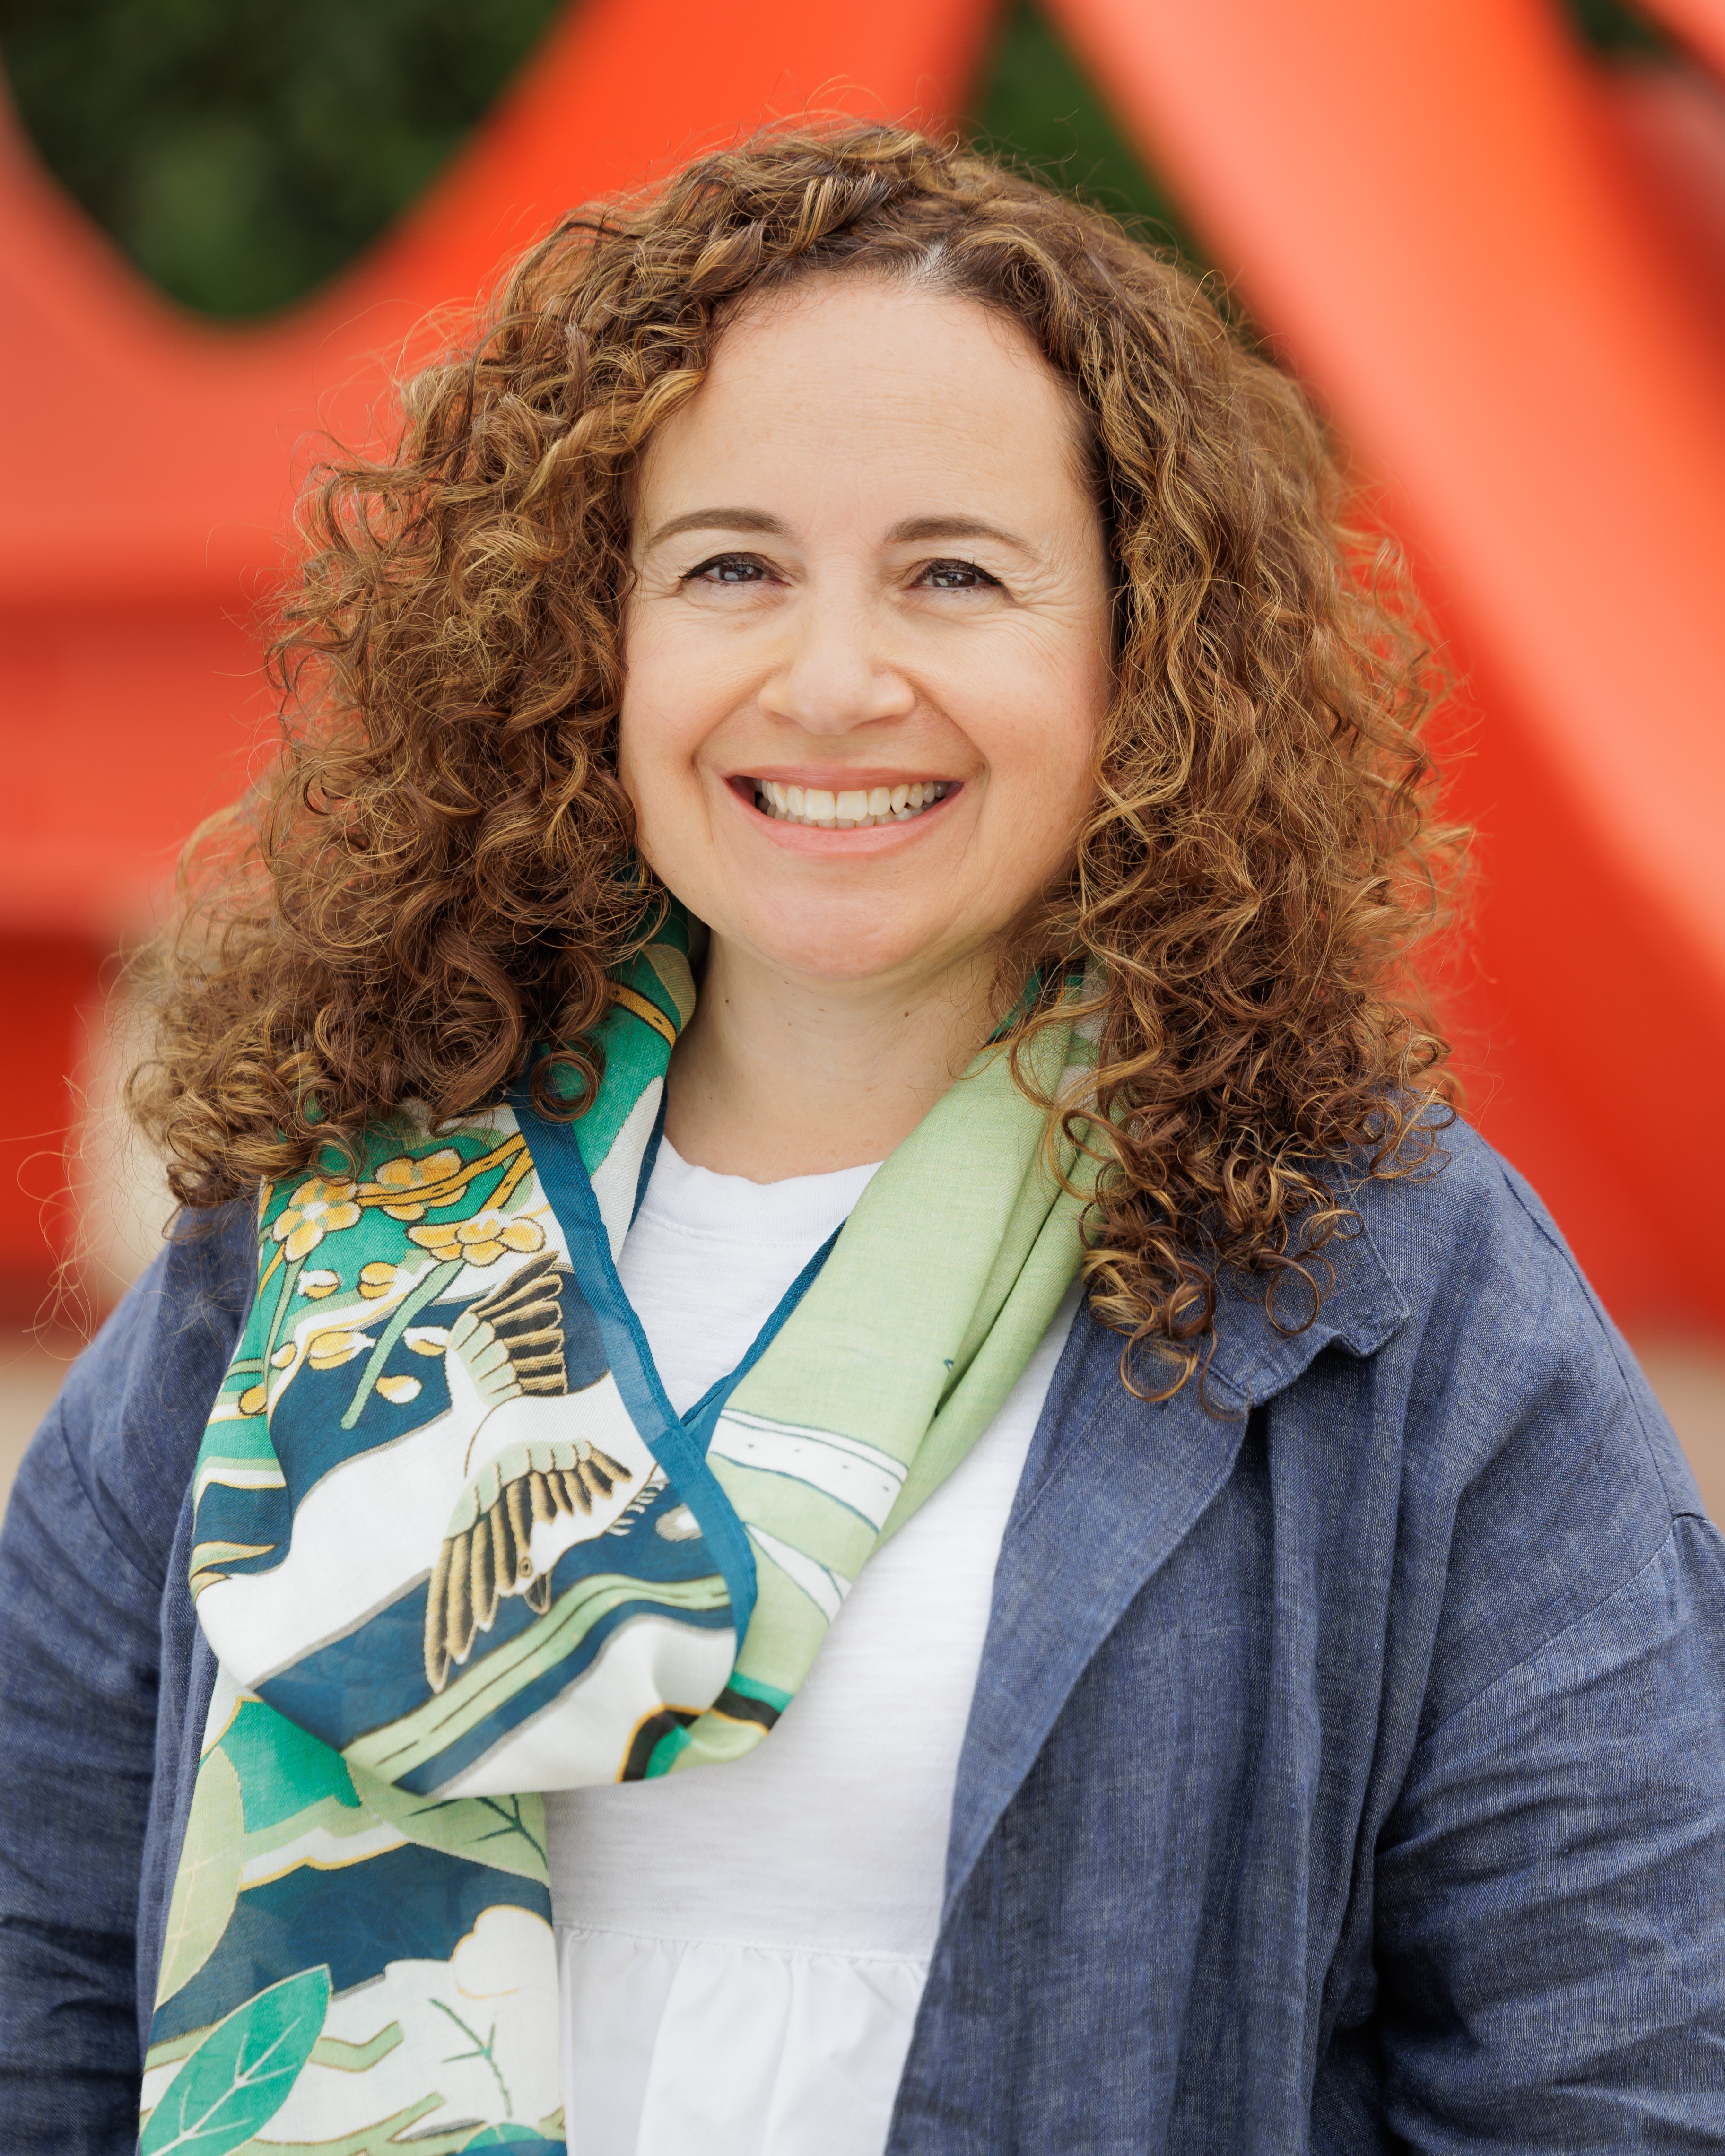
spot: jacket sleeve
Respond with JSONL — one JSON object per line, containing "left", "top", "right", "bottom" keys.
{"left": 0, "top": 1209, "right": 252, "bottom": 2155}
{"left": 1369, "top": 1166, "right": 1725, "bottom": 2151}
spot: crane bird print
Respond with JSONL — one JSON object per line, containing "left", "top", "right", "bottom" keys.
{"left": 425, "top": 1252, "right": 635, "bottom": 1689}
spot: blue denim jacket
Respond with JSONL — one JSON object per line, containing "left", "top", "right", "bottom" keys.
{"left": 3, "top": 1120, "right": 1724, "bottom": 2152}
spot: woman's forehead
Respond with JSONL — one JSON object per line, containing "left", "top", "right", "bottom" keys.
{"left": 636, "top": 277, "right": 1092, "bottom": 527}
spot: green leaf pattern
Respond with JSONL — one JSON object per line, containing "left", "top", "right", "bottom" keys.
{"left": 359, "top": 1776, "right": 549, "bottom": 1884}
{"left": 155, "top": 1747, "right": 245, "bottom": 2007}
{"left": 141, "top": 1967, "right": 330, "bottom": 2155}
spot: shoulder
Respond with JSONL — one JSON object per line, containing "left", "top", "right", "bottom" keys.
{"left": 1348, "top": 1113, "right": 1691, "bottom": 1508}
{"left": 1347, "top": 1111, "right": 1601, "bottom": 1316}
{"left": 40, "top": 1201, "right": 257, "bottom": 1590}
{"left": 1343, "top": 1115, "right": 1716, "bottom": 1723}
{"left": 1349, "top": 1109, "right": 1590, "bottom": 1291}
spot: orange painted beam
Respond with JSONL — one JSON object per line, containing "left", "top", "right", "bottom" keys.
{"left": 0, "top": 936, "right": 102, "bottom": 1317}
{"left": 0, "top": 0, "right": 1000, "bottom": 606}
{"left": 7, "top": 0, "right": 1723, "bottom": 1335}
{"left": 1641, "top": 0, "right": 1725, "bottom": 79}
{"left": 1048, "top": 0, "right": 1725, "bottom": 1328}
{"left": 0, "top": 0, "right": 1000, "bottom": 935}
{"left": 0, "top": 0, "right": 1000, "bottom": 1285}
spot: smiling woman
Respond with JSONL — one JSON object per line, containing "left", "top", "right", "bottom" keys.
{"left": 123, "top": 128, "right": 1450, "bottom": 1368}
{"left": 622, "top": 276, "right": 1111, "bottom": 1177}
{"left": 4, "top": 125, "right": 1725, "bottom": 2156}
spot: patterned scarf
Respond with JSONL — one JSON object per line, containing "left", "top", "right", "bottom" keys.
{"left": 140, "top": 914, "right": 1089, "bottom": 2156}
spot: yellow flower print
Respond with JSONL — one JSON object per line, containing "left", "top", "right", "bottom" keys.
{"left": 271, "top": 1177, "right": 361, "bottom": 1261}
{"left": 368, "top": 1148, "right": 464, "bottom": 1222}
{"left": 358, "top": 1261, "right": 399, "bottom": 1300}
{"left": 407, "top": 1211, "right": 546, "bottom": 1270}
{"left": 306, "top": 1329, "right": 374, "bottom": 1371}
{"left": 375, "top": 1374, "right": 423, "bottom": 1405}
{"left": 238, "top": 1383, "right": 267, "bottom": 1416}
{"left": 298, "top": 1269, "right": 340, "bottom": 1300}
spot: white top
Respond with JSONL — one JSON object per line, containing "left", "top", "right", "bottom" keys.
{"left": 545, "top": 1138, "right": 1079, "bottom": 2156}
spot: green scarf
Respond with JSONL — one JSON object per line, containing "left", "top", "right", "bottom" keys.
{"left": 141, "top": 914, "right": 1089, "bottom": 2155}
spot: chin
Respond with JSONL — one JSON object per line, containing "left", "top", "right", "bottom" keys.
{"left": 745, "top": 907, "right": 951, "bottom": 986}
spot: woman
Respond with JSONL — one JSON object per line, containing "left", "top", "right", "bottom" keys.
{"left": 2, "top": 125, "right": 1722, "bottom": 2155}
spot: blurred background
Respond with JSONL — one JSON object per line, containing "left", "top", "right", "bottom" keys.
{"left": 1, "top": 0, "right": 1723, "bottom": 1508}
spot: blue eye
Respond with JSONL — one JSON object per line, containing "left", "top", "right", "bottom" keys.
{"left": 688, "top": 554, "right": 769, "bottom": 583}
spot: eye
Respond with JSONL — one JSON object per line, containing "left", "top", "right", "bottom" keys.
{"left": 684, "top": 552, "right": 774, "bottom": 585}
{"left": 918, "top": 558, "right": 1002, "bottom": 592}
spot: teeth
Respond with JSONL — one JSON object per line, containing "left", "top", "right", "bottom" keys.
{"left": 754, "top": 780, "right": 950, "bottom": 829}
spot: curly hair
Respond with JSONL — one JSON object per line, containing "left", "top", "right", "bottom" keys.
{"left": 130, "top": 123, "right": 1457, "bottom": 1395}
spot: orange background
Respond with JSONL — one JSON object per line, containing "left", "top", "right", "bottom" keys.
{"left": 2, "top": 0, "right": 1722, "bottom": 1331}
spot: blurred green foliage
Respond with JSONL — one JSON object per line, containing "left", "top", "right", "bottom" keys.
{"left": 970, "top": 0, "right": 1206, "bottom": 267}
{"left": 0, "top": 0, "right": 561, "bottom": 315}
{"left": 1568, "top": 0, "right": 1670, "bottom": 54}
{"left": 0, "top": 0, "right": 1678, "bottom": 321}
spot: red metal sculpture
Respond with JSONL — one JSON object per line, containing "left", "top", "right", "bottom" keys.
{"left": 1, "top": 0, "right": 1722, "bottom": 1334}
{"left": 1046, "top": 0, "right": 1725, "bottom": 1324}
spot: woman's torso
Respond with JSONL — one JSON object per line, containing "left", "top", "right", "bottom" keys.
{"left": 546, "top": 1139, "right": 1079, "bottom": 2153}
{"left": 3, "top": 1121, "right": 1723, "bottom": 2152}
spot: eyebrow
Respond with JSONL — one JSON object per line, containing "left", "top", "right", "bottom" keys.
{"left": 644, "top": 508, "right": 790, "bottom": 550}
{"left": 642, "top": 508, "right": 1033, "bottom": 553}
{"left": 884, "top": 514, "right": 1029, "bottom": 550}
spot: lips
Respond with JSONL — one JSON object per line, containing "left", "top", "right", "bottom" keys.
{"left": 751, "top": 779, "right": 952, "bottom": 830}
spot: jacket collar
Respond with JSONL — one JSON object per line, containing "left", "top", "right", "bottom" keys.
{"left": 1200, "top": 1189, "right": 1411, "bottom": 1415}
{"left": 943, "top": 1196, "right": 1409, "bottom": 1906}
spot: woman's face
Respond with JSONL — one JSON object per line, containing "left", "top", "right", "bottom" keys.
{"left": 619, "top": 277, "right": 1113, "bottom": 995}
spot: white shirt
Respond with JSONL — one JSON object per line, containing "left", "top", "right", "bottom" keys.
{"left": 545, "top": 1139, "right": 1079, "bottom": 2156}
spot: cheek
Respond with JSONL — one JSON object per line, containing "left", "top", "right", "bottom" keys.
{"left": 614, "top": 709, "right": 686, "bottom": 870}
{"left": 618, "top": 602, "right": 742, "bottom": 777}
{"left": 985, "top": 645, "right": 1107, "bottom": 826}
{"left": 612, "top": 698, "right": 650, "bottom": 822}
{"left": 616, "top": 619, "right": 691, "bottom": 818}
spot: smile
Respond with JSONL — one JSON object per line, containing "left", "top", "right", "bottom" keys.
{"left": 750, "top": 780, "right": 953, "bottom": 830}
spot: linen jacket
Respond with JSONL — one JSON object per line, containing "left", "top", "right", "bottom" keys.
{"left": 2, "top": 1118, "right": 1724, "bottom": 2151}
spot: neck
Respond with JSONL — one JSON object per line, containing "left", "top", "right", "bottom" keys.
{"left": 662, "top": 935, "right": 998, "bottom": 1180}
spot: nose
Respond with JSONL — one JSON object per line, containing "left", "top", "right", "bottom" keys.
{"left": 757, "top": 587, "right": 915, "bottom": 736}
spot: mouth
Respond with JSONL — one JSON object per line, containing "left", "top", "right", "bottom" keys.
{"left": 747, "top": 779, "right": 955, "bottom": 830}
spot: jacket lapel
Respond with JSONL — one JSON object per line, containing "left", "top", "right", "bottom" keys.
{"left": 943, "top": 1207, "right": 1410, "bottom": 1905}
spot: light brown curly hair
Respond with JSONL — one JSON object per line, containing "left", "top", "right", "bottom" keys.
{"left": 130, "top": 122, "right": 1456, "bottom": 1395}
